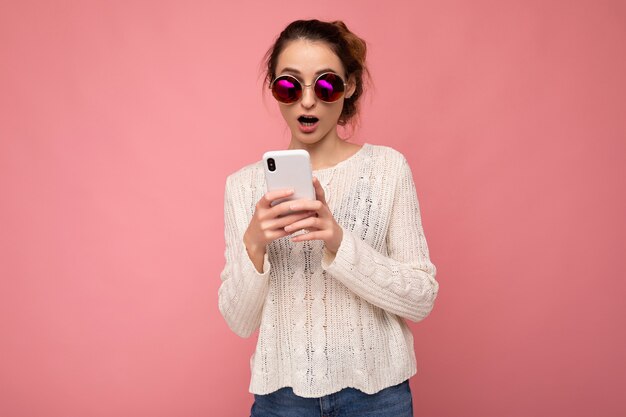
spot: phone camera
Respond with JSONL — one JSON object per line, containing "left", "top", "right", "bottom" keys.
{"left": 267, "top": 158, "right": 276, "bottom": 172}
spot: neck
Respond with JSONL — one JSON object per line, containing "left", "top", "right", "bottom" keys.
{"left": 288, "top": 131, "right": 344, "bottom": 171}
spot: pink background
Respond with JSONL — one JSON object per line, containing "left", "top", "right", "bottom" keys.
{"left": 1, "top": 1, "right": 624, "bottom": 416}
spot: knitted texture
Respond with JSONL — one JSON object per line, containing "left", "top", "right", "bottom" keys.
{"left": 218, "top": 143, "right": 439, "bottom": 398}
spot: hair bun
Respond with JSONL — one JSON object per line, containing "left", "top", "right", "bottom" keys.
{"left": 331, "top": 21, "right": 367, "bottom": 63}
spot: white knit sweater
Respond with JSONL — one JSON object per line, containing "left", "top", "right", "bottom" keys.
{"left": 218, "top": 143, "right": 439, "bottom": 398}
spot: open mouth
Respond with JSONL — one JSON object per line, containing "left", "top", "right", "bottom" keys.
{"left": 298, "top": 116, "right": 319, "bottom": 126}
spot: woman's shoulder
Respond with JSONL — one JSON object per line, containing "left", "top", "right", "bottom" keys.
{"left": 366, "top": 143, "right": 405, "bottom": 157}
{"left": 225, "top": 160, "right": 264, "bottom": 188}
{"left": 363, "top": 142, "right": 409, "bottom": 168}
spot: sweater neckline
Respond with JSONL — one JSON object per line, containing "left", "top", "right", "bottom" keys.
{"left": 312, "top": 143, "right": 369, "bottom": 174}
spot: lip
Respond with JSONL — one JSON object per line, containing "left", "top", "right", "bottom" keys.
{"left": 298, "top": 119, "right": 319, "bottom": 133}
{"left": 297, "top": 114, "right": 320, "bottom": 134}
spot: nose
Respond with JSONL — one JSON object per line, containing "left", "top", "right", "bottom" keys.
{"left": 300, "top": 84, "right": 316, "bottom": 109}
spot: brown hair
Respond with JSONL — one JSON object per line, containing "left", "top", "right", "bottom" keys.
{"left": 262, "top": 19, "right": 370, "bottom": 128}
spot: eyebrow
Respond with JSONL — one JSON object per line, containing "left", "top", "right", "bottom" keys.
{"left": 278, "top": 67, "right": 339, "bottom": 76}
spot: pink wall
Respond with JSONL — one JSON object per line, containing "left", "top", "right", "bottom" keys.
{"left": 1, "top": 1, "right": 624, "bottom": 416}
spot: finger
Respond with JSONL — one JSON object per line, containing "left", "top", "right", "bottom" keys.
{"left": 279, "top": 198, "right": 324, "bottom": 214}
{"left": 260, "top": 188, "right": 294, "bottom": 208}
{"left": 283, "top": 216, "right": 321, "bottom": 233}
{"left": 291, "top": 230, "right": 325, "bottom": 242}
{"left": 312, "top": 176, "right": 328, "bottom": 205}
{"left": 268, "top": 229, "right": 291, "bottom": 241}
{"left": 269, "top": 198, "right": 320, "bottom": 218}
{"left": 267, "top": 210, "right": 316, "bottom": 230}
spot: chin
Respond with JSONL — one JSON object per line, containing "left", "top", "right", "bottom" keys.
{"left": 292, "top": 127, "right": 334, "bottom": 145}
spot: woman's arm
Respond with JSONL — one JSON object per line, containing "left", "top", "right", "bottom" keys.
{"left": 217, "top": 177, "right": 272, "bottom": 338}
{"left": 321, "top": 156, "right": 439, "bottom": 322}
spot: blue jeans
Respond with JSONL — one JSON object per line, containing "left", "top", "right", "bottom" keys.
{"left": 250, "top": 380, "right": 414, "bottom": 417}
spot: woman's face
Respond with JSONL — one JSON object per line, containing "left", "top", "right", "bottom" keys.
{"left": 274, "top": 39, "right": 355, "bottom": 146}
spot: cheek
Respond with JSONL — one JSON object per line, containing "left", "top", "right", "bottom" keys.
{"left": 325, "top": 101, "right": 344, "bottom": 122}
{"left": 278, "top": 105, "right": 294, "bottom": 122}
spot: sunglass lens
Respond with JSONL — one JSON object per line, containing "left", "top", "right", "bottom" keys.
{"left": 315, "top": 73, "right": 345, "bottom": 102}
{"left": 272, "top": 76, "right": 301, "bottom": 104}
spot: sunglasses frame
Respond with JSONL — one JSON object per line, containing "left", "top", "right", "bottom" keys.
{"left": 270, "top": 72, "right": 348, "bottom": 104}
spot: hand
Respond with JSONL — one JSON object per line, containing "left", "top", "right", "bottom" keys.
{"left": 243, "top": 188, "right": 317, "bottom": 257}
{"left": 283, "top": 177, "right": 343, "bottom": 254}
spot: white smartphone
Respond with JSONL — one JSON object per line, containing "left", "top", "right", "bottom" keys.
{"left": 262, "top": 149, "right": 315, "bottom": 207}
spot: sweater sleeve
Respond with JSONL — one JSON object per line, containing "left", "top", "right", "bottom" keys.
{"left": 218, "top": 176, "right": 271, "bottom": 338}
{"left": 321, "top": 156, "right": 439, "bottom": 322}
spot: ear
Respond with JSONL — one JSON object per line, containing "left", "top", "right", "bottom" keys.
{"left": 345, "top": 75, "right": 357, "bottom": 99}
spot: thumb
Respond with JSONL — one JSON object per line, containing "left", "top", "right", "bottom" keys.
{"left": 312, "top": 176, "right": 328, "bottom": 205}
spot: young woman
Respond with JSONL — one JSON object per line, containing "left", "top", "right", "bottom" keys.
{"left": 218, "top": 19, "right": 439, "bottom": 417}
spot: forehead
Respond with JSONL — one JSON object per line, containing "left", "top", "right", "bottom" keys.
{"left": 276, "top": 39, "right": 345, "bottom": 76}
